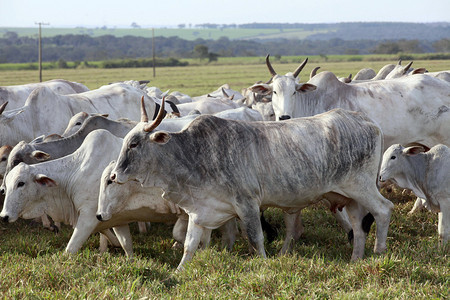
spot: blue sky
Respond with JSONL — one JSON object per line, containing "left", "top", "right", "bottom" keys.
{"left": 1, "top": 0, "right": 449, "bottom": 28}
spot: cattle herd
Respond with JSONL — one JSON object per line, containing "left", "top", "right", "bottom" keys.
{"left": 0, "top": 57, "right": 449, "bottom": 271}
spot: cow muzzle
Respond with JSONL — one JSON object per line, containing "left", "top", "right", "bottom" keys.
{"left": 96, "top": 214, "right": 104, "bottom": 221}
{"left": 1, "top": 215, "right": 9, "bottom": 223}
{"left": 279, "top": 115, "right": 291, "bottom": 120}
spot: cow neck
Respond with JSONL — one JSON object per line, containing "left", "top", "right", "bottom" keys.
{"left": 1, "top": 105, "right": 34, "bottom": 146}
{"left": 404, "top": 154, "right": 429, "bottom": 199}
{"left": 32, "top": 162, "right": 78, "bottom": 226}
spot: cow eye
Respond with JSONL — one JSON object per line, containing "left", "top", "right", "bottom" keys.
{"left": 390, "top": 155, "right": 396, "bottom": 160}
{"left": 293, "top": 91, "right": 296, "bottom": 95}
{"left": 273, "top": 91, "right": 277, "bottom": 95}
{"left": 129, "top": 142, "right": 139, "bottom": 149}
{"left": 17, "top": 182, "right": 25, "bottom": 188}
{"left": 75, "top": 122, "right": 82, "bottom": 126}
{"left": 13, "top": 160, "right": 20, "bottom": 166}
{"left": 106, "top": 179, "right": 113, "bottom": 185}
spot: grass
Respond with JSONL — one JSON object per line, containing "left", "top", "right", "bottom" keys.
{"left": 0, "top": 26, "right": 332, "bottom": 41}
{"left": 0, "top": 59, "right": 449, "bottom": 298}
{"left": 0, "top": 193, "right": 448, "bottom": 298}
{"left": 1, "top": 56, "right": 450, "bottom": 96}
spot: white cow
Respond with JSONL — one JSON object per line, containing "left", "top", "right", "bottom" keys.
{"left": 0, "top": 129, "right": 136, "bottom": 256}
{"left": 353, "top": 68, "right": 376, "bottom": 81}
{"left": 250, "top": 55, "right": 450, "bottom": 150}
{"left": 379, "top": 144, "right": 450, "bottom": 244}
{"left": 0, "top": 79, "right": 89, "bottom": 110}
{"left": 97, "top": 160, "right": 239, "bottom": 251}
{"left": 0, "top": 83, "right": 156, "bottom": 147}
{"left": 111, "top": 102, "right": 393, "bottom": 270}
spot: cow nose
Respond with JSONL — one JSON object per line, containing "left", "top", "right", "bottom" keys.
{"left": 2, "top": 215, "right": 9, "bottom": 223}
{"left": 96, "top": 214, "right": 103, "bottom": 221}
{"left": 279, "top": 115, "right": 291, "bottom": 120}
{"left": 110, "top": 173, "right": 116, "bottom": 182}
{"left": 0, "top": 188, "right": 4, "bottom": 196}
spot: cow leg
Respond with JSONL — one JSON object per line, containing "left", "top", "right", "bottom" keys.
{"left": 219, "top": 218, "right": 239, "bottom": 251}
{"left": 177, "top": 217, "right": 204, "bottom": 271}
{"left": 345, "top": 183, "right": 394, "bottom": 256}
{"left": 438, "top": 200, "right": 449, "bottom": 245}
{"left": 100, "top": 229, "right": 121, "bottom": 247}
{"left": 279, "top": 211, "right": 304, "bottom": 255}
{"left": 235, "top": 199, "right": 266, "bottom": 258}
{"left": 199, "top": 228, "right": 212, "bottom": 249}
{"left": 344, "top": 200, "right": 367, "bottom": 260}
{"left": 99, "top": 233, "right": 109, "bottom": 253}
{"left": 112, "top": 225, "right": 133, "bottom": 258}
{"left": 409, "top": 197, "right": 426, "bottom": 215}
{"left": 66, "top": 215, "right": 99, "bottom": 253}
{"left": 172, "top": 218, "right": 188, "bottom": 248}
{"left": 137, "top": 222, "right": 148, "bottom": 233}
{"left": 333, "top": 208, "right": 353, "bottom": 233}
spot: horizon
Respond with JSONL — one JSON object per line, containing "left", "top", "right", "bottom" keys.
{"left": 2, "top": 20, "right": 450, "bottom": 30}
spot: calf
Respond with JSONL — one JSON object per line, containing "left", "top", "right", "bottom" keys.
{"left": 379, "top": 144, "right": 450, "bottom": 244}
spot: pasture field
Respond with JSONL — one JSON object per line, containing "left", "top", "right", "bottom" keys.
{"left": 0, "top": 26, "right": 331, "bottom": 41}
{"left": 1, "top": 57, "right": 450, "bottom": 96}
{"left": 0, "top": 60, "right": 449, "bottom": 298}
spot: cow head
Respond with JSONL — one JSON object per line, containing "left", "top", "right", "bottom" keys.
{"left": 0, "top": 145, "right": 13, "bottom": 180}
{"left": 1, "top": 141, "right": 51, "bottom": 193}
{"left": 0, "top": 163, "right": 57, "bottom": 223}
{"left": 97, "top": 160, "right": 145, "bottom": 221}
{"left": 379, "top": 143, "right": 428, "bottom": 188}
{"left": 249, "top": 55, "right": 317, "bottom": 121}
{"left": 111, "top": 96, "right": 168, "bottom": 186}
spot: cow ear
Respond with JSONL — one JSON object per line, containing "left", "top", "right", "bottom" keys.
{"left": 150, "top": 131, "right": 171, "bottom": 144}
{"left": 404, "top": 146, "right": 426, "bottom": 156}
{"left": 412, "top": 68, "right": 427, "bottom": 75}
{"left": 296, "top": 83, "right": 316, "bottom": 93}
{"left": 35, "top": 174, "right": 57, "bottom": 187}
{"left": 249, "top": 84, "right": 273, "bottom": 96}
{"left": 30, "top": 135, "right": 45, "bottom": 144}
{"left": 31, "top": 150, "right": 51, "bottom": 161}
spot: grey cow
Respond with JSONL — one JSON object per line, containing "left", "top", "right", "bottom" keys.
{"left": 110, "top": 102, "right": 393, "bottom": 270}
{"left": 379, "top": 144, "right": 450, "bottom": 244}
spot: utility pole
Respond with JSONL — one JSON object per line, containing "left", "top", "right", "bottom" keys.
{"left": 152, "top": 28, "right": 156, "bottom": 78}
{"left": 35, "top": 22, "right": 49, "bottom": 82}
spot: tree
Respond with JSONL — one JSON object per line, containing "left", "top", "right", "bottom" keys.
{"left": 433, "top": 39, "right": 450, "bottom": 52}
{"left": 131, "top": 22, "right": 140, "bottom": 29}
{"left": 193, "top": 44, "right": 209, "bottom": 60}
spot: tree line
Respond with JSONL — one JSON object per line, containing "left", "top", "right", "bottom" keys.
{"left": 1, "top": 31, "right": 449, "bottom": 64}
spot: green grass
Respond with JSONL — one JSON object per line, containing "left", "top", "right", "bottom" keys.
{"left": 1, "top": 56, "right": 450, "bottom": 97}
{"left": 0, "top": 193, "right": 448, "bottom": 298}
{"left": 0, "top": 26, "right": 333, "bottom": 41}
{"left": 0, "top": 58, "right": 449, "bottom": 298}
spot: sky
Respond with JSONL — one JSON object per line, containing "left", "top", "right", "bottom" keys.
{"left": 1, "top": 0, "right": 449, "bottom": 28}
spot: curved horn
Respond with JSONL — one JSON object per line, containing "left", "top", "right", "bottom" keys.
{"left": 402, "top": 61, "right": 413, "bottom": 74}
{"left": 221, "top": 87, "right": 229, "bottom": 98}
{"left": 265, "top": 54, "right": 277, "bottom": 77}
{"left": 144, "top": 95, "right": 165, "bottom": 132}
{"left": 310, "top": 66, "right": 320, "bottom": 79}
{"left": 397, "top": 59, "right": 402, "bottom": 65}
{"left": 140, "top": 96, "right": 148, "bottom": 123}
{"left": 0, "top": 102, "right": 8, "bottom": 115}
{"left": 293, "top": 57, "right": 308, "bottom": 78}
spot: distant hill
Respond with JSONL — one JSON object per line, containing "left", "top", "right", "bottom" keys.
{"left": 1, "top": 22, "right": 449, "bottom": 41}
